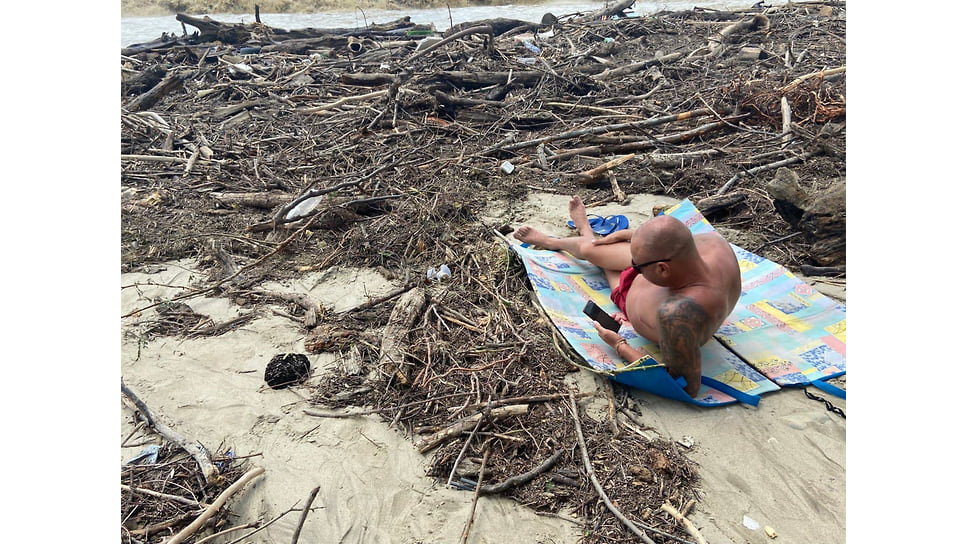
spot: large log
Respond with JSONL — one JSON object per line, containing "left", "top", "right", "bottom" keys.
{"left": 122, "top": 65, "right": 167, "bottom": 97}
{"left": 125, "top": 72, "right": 184, "bottom": 112}
{"left": 374, "top": 287, "right": 427, "bottom": 385}
{"left": 800, "top": 181, "right": 846, "bottom": 266}
{"left": 578, "top": 0, "right": 636, "bottom": 22}
{"left": 176, "top": 13, "right": 252, "bottom": 44}
{"left": 766, "top": 167, "right": 845, "bottom": 266}
{"left": 431, "top": 70, "right": 545, "bottom": 90}
{"left": 445, "top": 18, "right": 538, "bottom": 37}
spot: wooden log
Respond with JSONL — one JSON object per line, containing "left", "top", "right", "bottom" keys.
{"left": 445, "top": 18, "right": 536, "bottom": 37}
{"left": 781, "top": 65, "right": 847, "bottom": 93}
{"left": 261, "top": 36, "right": 346, "bottom": 53}
{"left": 696, "top": 192, "right": 746, "bottom": 216}
{"left": 801, "top": 264, "right": 846, "bottom": 277}
{"left": 484, "top": 107, "right": 717, "bottom": 155}
{"left": 409, "top": 25, "right": 494, "bottom": 62}
{"left": 800, "top": 180, "right": 845, "bottom": 266}
{"left": 578, "top": 0, "right": 635, "bottom": 22}
{"left": 212, "top": 191, "right": 292, "bottom": 210}
{"left": 125, "top": 72, "right": 184, "bottom": 112}
{"left": 765, "top": 167, "right": 808, "bottom": 226}
{"left": 704, "top": 14, "right": 770, "bottom": 58}
{"left": 341, "top": 73, "right": 399, "bottom": 87}
{"left": 432, "top": 90, "right": 504, "bottom": 109}
{"left": 576, "top": 153, "right": 635, "bottom": 184}
{"left": 376, "top": 287, "right": 427, "bottom": 385}
{"left": 415, "top": 404, "right": 529, "bottom": 453}
{"left": 431, "top": 70, "right": 545, "bottom": 90}
{"left": 539, "top": 117, "right": 741, "bottom": 164}
{"left": 591, "top": 52, "right": 684, "bottom": 81}
{"left": 641, "top": 149, "right": 723, "bottom": 167}
{"left": 176, "top": 13, "right": 251, "bottom": 44}
{"left": 123, "top": 65, "right": 167, "bottom": 97}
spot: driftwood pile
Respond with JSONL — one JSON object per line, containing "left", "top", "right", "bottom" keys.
{"left": 121, "top": 2, "right": 846, "bottom": 543}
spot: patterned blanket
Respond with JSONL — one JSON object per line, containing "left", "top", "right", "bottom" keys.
{"left": 509, "top": 199, "right": 846, "bottom": 406}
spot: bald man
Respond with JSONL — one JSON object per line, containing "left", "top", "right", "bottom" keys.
{"left": 513, "top": 196, "right": 741, "bottom": 397}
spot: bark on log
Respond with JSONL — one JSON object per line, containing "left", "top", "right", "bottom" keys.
{"left": 800, "top": 181, "right": 845, "bottom": 266}
{"left": 591, "top": 52, "right": 684, "bottom": 81}
{"left": 176, "top": 13, "right": 251, "bottom": 44}
{"left": 765, "top": 167, "right": 808, "bottom": 226}
{"left": 704, "top": 14, "right": 769, "bottom": 58}
{"left": 800, "top": 264, "right": 846, "bottom": 277}
{"left": 375, "top": 287, "right": 427, "bottom": 385}
{"left": 341, "top": 73, "right": 399, "bottom": 87}
{"left": 445, "top": 18, "right": 537, "bottom": 37}
{"left": 765, "top": 167, "right": 845, "bottom": 266}
{"left": 696, "top": 192, "right": 746, "bottom": 216}
{"left": 409, "top": 25, "right": 494, "bottom": 62}
{"left": 576, "top": 153, "right": 635, "bottom": 184}
{"left": 261, "top": 36, "right": 346, "bottom": 53}
{"left": 212, "top": 191, "right": 293, "bottom": 210}
{"left": 578, "top": 0, "right": 636, "bottom": 22}
{"left": 123, "top": 65, "right": 168, "bottom": 97}
{"left": 485, "top": 107, "right": 717, "bottom": 155}
{"left": 432, "top": 70, "right": 545, "bottom": 90}
{"left": 126, "top": 72, "right": 184, "bottom": 112}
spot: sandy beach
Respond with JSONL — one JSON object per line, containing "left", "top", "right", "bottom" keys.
{"left": 121, "top": 192, "right": 845, "bottom": 543}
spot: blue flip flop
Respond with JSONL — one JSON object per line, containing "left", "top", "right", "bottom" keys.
{"left": 567, "top": 214, "right": 629, "bottom": 236}
{"left": 604, "top": 214, "right": 629, "bottom": 233}
{"left": 567, "top": 214, "right": 604, "bottom": 230}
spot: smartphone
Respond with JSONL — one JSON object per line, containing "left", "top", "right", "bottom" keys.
{"left": 583, "top": 300, "right": 621, "bottom": 332}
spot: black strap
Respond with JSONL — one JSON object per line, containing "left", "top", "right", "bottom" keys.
{"left": 804, "top": 387, "right": 845, "bottom": 419}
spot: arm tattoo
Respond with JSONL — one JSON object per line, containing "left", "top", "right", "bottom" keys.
{"left": 657, "top": 295, "right": 709, "bottom": 393}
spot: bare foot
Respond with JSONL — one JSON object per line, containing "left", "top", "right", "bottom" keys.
{"left": 513, "top": 225, "right": 556, "bottom": 247}
{"left": 568, "top": 196, "right": 594, "bottom": 237}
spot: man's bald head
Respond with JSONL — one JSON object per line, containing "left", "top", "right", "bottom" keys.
{"left": 630, "top": 215, "right": 696, "bottom": 264}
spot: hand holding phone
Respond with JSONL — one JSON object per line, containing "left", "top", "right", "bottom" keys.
{"left": 583, "top": 300, "right": 621, "bottom": 332}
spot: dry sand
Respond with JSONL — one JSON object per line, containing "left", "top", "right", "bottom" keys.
{"left": 121, "top": 192, "right": 845, "bottom": 543}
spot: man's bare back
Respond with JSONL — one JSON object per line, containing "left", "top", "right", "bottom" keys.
{"left": 513, "top": 196, "right": 741, "bottom": 397}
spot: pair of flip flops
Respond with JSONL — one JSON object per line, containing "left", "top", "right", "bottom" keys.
{"left": 567, "top": 214, "right": 629, "bottom": 236}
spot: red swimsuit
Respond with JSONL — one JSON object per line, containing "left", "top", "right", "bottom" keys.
{"left": 610, "top": 267, "right": 637, "bottom": 316}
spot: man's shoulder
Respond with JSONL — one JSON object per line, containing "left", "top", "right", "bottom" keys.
{"left": 657, "top": 294, "right": 710, "bottom": 322}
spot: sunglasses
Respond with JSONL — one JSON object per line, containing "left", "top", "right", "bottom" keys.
{"left": 631, "top": 257, "right": 671, "bottom": 273}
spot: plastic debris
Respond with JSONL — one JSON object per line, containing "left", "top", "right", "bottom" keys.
{"left": 522, "top": 40, "right": 541, "bottom": 54}
{"left": 415, "top": 36, "right": 443, "bottom": 52}
{"left": 500, "top": 161, "right": 515, "bottom": 174}
{"left": 427, "top": 264, "right": 452, "bottom": 281}
{"left": 677, "top": 436, "right": 694, "bottom": 448}
{"left": 125, "top": 444, "right": 161, "bottom": 466}
{"left": 765, "top": 526, "right": 778, "bottom": 539}
{"left": 743, "top": 515, "right": 760, "bottom": 531}
{"left": 286, "top": 195, "right": 323, "bottom": 220}
{"left": 517, "top": 57, "right": 536, "bottom": 65}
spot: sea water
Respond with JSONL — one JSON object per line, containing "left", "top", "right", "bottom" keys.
{"left": 121, "top": 0, "right": 755, "bottom": 48}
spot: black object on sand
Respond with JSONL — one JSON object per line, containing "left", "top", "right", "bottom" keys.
{"left": 265, "top": 353, "right": 311, "bottom": 389}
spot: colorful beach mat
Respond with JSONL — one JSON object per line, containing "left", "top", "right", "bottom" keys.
{"left": 508, "top": 199, "right": 846, "bottom": 407}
